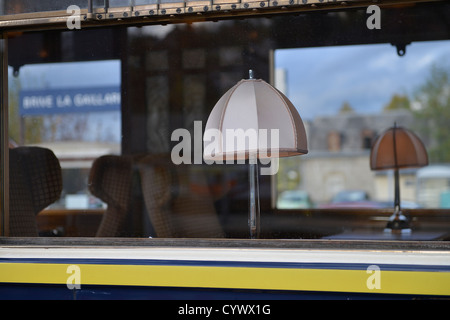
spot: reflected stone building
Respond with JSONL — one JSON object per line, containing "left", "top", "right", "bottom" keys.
{"left": 297, "top": 110, "right": 420, "bottom": 204}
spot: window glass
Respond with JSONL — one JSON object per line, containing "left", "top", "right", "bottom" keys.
{"left": 5, "top": 2, "right": 450, "bottom": 241}
{"left": 8, "top": 59, "right": 121, "bottom": 236}
{"left": 274, "top": 42, "right": 450, "bottom": 210}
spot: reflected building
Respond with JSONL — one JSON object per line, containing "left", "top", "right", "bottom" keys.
{"left": 298, "top": 110, "right": 421, "bottom": 205}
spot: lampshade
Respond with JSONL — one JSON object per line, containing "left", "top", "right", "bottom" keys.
{"left": 370, "top": 125, "right": 428, "bottom": 170}
{"left": 203, "top": 78, "right": 308, "bottom": 161}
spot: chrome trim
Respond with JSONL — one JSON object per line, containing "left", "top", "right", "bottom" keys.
{"left": 1, "top": 237, "right": 450, "bottom": 251}
{"left": 0, "top": 0, "right": 440, "bottom": 31}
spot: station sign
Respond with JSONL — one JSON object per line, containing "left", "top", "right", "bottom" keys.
{"left": 19, "top": 86, "right": 121, "bottom": 115}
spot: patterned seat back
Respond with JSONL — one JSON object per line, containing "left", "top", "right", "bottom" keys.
{"left": 9, "top": 147, "right": 62, "bottom": 237}
{"left": 88, "top": 155, "right": 134, "bottom": 237}
{"left": 138, "top": 154, "right": 224, "bottom": 238}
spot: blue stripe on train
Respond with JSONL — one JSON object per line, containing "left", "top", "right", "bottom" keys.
{"left": 0, "top": 283, "right": 444, "bottom": 300}
{"left": 1, "top": 258, "right": 449, "bottom": 272}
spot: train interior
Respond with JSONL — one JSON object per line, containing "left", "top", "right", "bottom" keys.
{"left": 4, "top": 1, "right": 450, "bottom": 241}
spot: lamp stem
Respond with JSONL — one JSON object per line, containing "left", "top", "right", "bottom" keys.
{"left": 394, "top": 167, "right": 400, "bottom": 212}
{"left": 386, "top": 167, "right": 411, "bottom": 232}
{"left": 249, "top": 155, "right": 260, "bottom": 239}
{"left": 248, "top": 69, "right": 258, "bottom": 239}
{"left": 392, "top": 122, "right": 401, "bottom": 215}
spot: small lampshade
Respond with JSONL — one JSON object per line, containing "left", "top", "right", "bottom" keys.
{"left": 204, "top": 78, "right": 308, "bottom": 161}
{"left": 370, "top": 125, "right": 428, "bottom": 170}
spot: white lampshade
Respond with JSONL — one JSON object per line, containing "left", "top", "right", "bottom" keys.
{"left": 203, "top": 78, "right": 308, "bottom": 161}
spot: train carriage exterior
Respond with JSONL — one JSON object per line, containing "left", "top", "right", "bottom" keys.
{"left": 1, "top": 0, "right": 450, "bottom": 302}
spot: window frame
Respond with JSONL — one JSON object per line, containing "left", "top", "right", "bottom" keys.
{"left": 1, "top": 0, "right": 450, "bottom": 250}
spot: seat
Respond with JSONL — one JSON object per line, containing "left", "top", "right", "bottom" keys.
{"left": 138, "top": 154, "right": 224, "bottom": 238}
{"left": 88, "top": 155, "right": 134, "bottom": 237}
{"left": 9, "top": 146, "right": 62, "bottom": 237}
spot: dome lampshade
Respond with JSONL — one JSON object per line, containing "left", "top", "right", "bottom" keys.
{"left": 370, "top": 125, "right": 428, "bottom": 170}
{"left": 203, "top": 78, "right": 308, "bottom": 161}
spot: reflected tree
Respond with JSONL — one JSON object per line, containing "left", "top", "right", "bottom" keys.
{"left": 413, "top": 65, "right": 450, "bottom": 163}
{"left": 383, "top": 94, "right": 411, "bottom": 112}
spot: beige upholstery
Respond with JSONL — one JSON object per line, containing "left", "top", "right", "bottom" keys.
{"left": 88, "top": 153, "right": 224, "bottom": 238}
{"left": 88, "top": 155, "right": 134, "bottom": 237}
{"left": 138, "top": 155, "right": 224, "bottom": 238}
{"left": 9, "top": 146, "right": 62, "bottom": 237}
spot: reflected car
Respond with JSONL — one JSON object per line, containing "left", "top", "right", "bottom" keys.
{"left": 320, "top": 190, "right": 422, "bottom": 209}
{"left": 379, "top": 200, "right": 421, "bottom": 209}
{"left": 319, "top": 190, "right": 382, "bottom": 208}
{"left": 331, "top": 190, "right": 370, "bottom": 203}
{"left": 277, "top": 190, "right": 313, "bottom": 209}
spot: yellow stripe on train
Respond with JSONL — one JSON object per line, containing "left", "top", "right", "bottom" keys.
{"left": 1, "top": 262, "right": 450, "bottom": 296}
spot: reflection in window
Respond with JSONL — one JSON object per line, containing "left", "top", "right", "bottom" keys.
{"left": 275, "top": 41, "right": 450, "bottom": 210}
{"left": 8, "top": 60, "right": 121, "bottom": 235}
{"left": 5, "top": 10, "right": 450, "bottom": 240}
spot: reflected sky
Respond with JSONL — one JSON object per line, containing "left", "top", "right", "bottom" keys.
{"left": 275, "top": 40, "right": 450, "bottom": 120}
{"left": 11, "top": 60, "right": 121, "bottom": 90}
{"left": 9, "top": 60, "right": 121, "bottom": 144}
{"left": 8, "top": 39, "right": 450, "bottom": 131}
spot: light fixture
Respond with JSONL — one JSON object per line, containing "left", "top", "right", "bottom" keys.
{"left": 370, "top": 123, "right": 428, "bottom": 233}
{"left": 203, "top": 70, "right": 308, "bottom": 238}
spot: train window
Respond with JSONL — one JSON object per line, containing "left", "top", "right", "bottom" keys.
{"left": 2, "top": 1, "right": 450, "bottom": 242}
{"left": 8, "top": 59, "right": 121, "bottom": 236}
{"left": 274, "top": 41, "right": 450, "bottom": 210}
{"left": 273, "top": 41, "right": 450, "bottom": 240}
